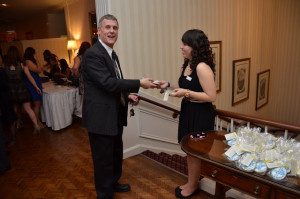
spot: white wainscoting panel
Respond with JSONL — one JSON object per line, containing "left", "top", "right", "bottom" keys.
{"left": 138, "top": 107, "right": 179, "bottom": 144}
{"left": 122, "top": 91, "right": 182, "bottom": 158}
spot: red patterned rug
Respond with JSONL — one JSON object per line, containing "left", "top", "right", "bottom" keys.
{"left": 141, "top": 150, "right": 188, "bottom": 175}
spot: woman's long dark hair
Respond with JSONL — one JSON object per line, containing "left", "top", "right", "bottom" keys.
{"left": 24, "top": 47, "right": 37, "bottom": 65}
{"left": 77, "top": 42, "right": 91, "bottom": 56}
{"left": 43, "top": 49, "right": 52, "bottom": 63}
{"left": 4, "top": 46, "right": 22, "bottom": 66}
{"left": 181, "top": 29, "right": 215, "bottom": 74}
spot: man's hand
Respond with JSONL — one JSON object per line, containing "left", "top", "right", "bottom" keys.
{"left": 128, "top": 94, "right": 139, "bottom": 105}
{"left": 158, "top": 80, "right": 168, "bottom": 89}
{"left": 140, "top": 78, "right": 157, "bottom": 89}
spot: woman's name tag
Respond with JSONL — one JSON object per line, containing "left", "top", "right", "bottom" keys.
{"left": 186, "top": 76, "right": 192, "bottom": 81}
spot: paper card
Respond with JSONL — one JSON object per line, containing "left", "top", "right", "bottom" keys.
{"left": 163, "top": 91, "right": 169, "bottom": 101}
{"left": 224, "top": 146, "right": 236, "bottom": 158}
{"left": 163, "top": 90, "right": 177, "bottom": 101}
{"left": 297, "top": 167, "right": 300, "bottom": 175}
{"left": 290, "top": 160, "right": 298, "bottom": 175}
{"left": 243, "top": 144, "right": 257, "bottom": 153}
{"left": 241, "top": 153, "right": 254, "bottom": 166}
{"left": 153, "top": 80, "right": 160, "bottom": 85}
{"left": 225, "top": 132, "right": 237, "bottom": 140}
{"left": 169, "top": 90, "right": 176, "bottom": 95}
{"left": 234, "top": 146, "right": 244, "bottom": 155}
{"left": 186, "top": 76, "right": 192, "bottom": 81}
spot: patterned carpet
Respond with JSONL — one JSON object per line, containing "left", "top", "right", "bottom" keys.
{"left": 141, "top": 150, "right": 188, "bottom": 176}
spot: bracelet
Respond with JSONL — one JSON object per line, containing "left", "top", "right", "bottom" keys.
{"left": 167, "top": 82, "right": 170, "bottom": 87}
{"left": 185, "top": 89, "right": 190, "bottom": 98}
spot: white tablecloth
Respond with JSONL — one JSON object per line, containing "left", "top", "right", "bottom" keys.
{"left": 40, "top": 81, "right": 82, "bottom": 131}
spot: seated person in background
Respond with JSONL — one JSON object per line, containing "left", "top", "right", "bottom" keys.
{"left": 59, "top": 59, "right": 70, "bottom": 78}
{"left": 43, "top": 49, "right": 52, "bottom": 73}
{"left": 43, "top": 54, "right": 61, "bottom": 79}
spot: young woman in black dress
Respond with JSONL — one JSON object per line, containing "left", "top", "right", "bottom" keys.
{"left": 160, "top": 29, "right": 216, "bottom": 198}
{"left": 4, "top": 46, "right": 41, "bottom": 134}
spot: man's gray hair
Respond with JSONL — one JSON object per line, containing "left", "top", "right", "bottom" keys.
{"left": 98, "top": 14, "right": 118, "bottom": 27}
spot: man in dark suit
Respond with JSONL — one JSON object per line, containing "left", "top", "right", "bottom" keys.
{"left": 81, "top": 14, "right": 156, "bottom": 199}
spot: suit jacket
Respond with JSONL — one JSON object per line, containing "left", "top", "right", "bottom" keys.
{"left": 81, "top": 41, "right": 140, "bottom": 135}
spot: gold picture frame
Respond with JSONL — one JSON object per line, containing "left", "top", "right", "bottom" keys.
{"left": 210, "top": 41, "right": 222, "bottom": 93}
{"left": 256, "top": 69, "right": 270, "bottom": 110}
{"left": 89, "top": 11, "right": 97, "bottom": 42}
{"left": 232, "top": 58, "right": 250, "bottom": 106}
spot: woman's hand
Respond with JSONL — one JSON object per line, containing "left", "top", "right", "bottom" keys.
{"left": 170, "top": 88, "right": 187, "bottom": 98}
{"left": 36, "top": 87, "right": 42, "bottom": 95}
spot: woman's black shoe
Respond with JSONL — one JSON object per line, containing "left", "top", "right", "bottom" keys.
{"left": 175, "top": 188, "right": 200, "bottom": 198}
{"left": 175, "top": 186, "right": 182, "bottom": 197}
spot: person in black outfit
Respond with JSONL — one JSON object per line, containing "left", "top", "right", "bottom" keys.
{"left": 43, "top": 54, "right": 61, "bottom": 79}
{"left": 0, "top": 56, "right": 17, "bottom": 173}
{"left": 159, "top": 29, "right": 216, "bottom": 198}
{"left": 0, "top": 110, "right": 11, "bottom": 175}
{"left": 59, "top": 58, "right": 70, "bottom": 78}
{"left": 4, "top": 46, "right": 40, "bottom": 135}
{"left": 43, "top": 49, "right": 52, "bottom": 72}
{"left": 0, "top": 54, "right": 18, "bottom": 145}
{"left": 81, "top": 14, "right": 157, "bottom": 199}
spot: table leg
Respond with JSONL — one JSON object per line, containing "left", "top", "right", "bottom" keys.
{"left": 215, "top": 182, "right": 227, "bottom": 199}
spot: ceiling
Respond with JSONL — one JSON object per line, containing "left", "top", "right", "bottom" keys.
{"left": 0, "top": 0, "right": 74, "bottom": 25}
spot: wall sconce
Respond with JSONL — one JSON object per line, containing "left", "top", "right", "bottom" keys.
{"left": 67, "top": 40, "right": 77, "bottom": 63}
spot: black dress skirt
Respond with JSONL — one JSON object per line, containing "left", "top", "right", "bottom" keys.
{"left": 0, "top": 68, "right": 18, "bottom": 125}
{"left": 177, "top": 66, "right": 215, "bottom": 143}
{"left": 4, "top": 63, "right": 31, "bottom": 104}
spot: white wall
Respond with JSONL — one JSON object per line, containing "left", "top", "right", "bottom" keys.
{"left": 21, "top": 38, "right": 69, "bottom": 66}
{"left": 268, "top": 0, "right": 300, "bottom": 124}
{"left": 48, "top": 11, "right": 67, "bottom": 38}
{"left": 65, "top": 0, "right": 96, "bottom": 46}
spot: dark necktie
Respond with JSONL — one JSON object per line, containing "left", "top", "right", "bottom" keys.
{"left": 112, "top": 51, "right": 125, "bottom": 106}
{"left": 112, "top": 51, "right": 122, "bottom": 79}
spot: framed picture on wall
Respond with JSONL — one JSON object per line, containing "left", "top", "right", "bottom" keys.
{"left": 89, "top": 11, "right": 97, "bottom": 41}
{"left": 232, "top": 58, "right": 250, "bottom": 106}
{"left": 210, "top": 41, "right": 222, "bottom": 92}
{"left": 256, "top": 69, "right": 270, "bottom": 110}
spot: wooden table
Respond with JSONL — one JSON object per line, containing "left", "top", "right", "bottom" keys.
{"left": 180, "top": 131, "right": 300, "bottom": 199}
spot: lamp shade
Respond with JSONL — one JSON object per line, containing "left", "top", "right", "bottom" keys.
{"left": 67, "top": 40, "right": 77, "bottom": 50}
